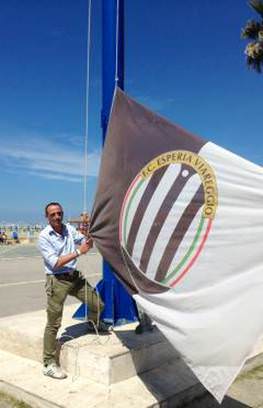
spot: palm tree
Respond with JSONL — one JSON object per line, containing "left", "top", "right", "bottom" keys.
{"left": 241, "top": 0, "right": 263, "bottom": 72}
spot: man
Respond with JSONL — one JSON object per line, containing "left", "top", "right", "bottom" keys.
{"left": 38, "top": 202, "right": 105, "bottom": 379}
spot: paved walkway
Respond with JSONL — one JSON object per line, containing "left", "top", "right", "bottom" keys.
{"left": 0, "top": 243, "right": 40, "bottom": 259}
{"left": 0, "top": 244, "right": 102, "bottom": 318}
{"left": 0, "top": 243, "right": 98, "bottom": 260}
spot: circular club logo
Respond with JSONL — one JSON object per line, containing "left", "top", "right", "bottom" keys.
{"left": 119, "top": 150, "right": 218, "bottom": 290}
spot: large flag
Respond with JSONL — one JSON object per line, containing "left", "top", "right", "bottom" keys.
{"left": 89, "top": 87, "right": 263, "bottom": 402}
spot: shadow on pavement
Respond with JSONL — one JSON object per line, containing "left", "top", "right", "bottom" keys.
{"left": 193, "top": 394, "right": 252, "bottom": 407}
{"left": 114, "top": 326, "right": 252, "bottom": 408}
{"left": 59, "top": 322, "right": 111, "bottom": 344}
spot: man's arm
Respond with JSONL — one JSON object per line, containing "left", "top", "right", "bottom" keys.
{"left": 54, "top": 238, "right": 93, "bottom": 269}
{"left": 38, "top": 235, "right": 59, "bottom": 270}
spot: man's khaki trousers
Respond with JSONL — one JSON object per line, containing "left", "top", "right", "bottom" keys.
{"left": 43, "top": 272, "right": 104, "bottom": 366}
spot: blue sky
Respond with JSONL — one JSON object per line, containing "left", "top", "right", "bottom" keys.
{"left": 0, "top": 0, "right": 262, "bottom": 224}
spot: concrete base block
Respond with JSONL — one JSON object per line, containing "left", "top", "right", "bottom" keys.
{"left": 59, "top": 321, "right": 179, "bottom": 385}
{"left": 0, "top": 305, "right": 178, "bottom": 386}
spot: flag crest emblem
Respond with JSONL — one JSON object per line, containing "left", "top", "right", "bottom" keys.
{"left": 120, "top": 150, "right": 218, "bottom": 289}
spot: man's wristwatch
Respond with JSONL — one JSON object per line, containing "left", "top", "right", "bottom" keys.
{"left": 75, "top": 248, "right": 81, "bottom": 257}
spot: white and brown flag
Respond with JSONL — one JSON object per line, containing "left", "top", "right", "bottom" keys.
{"left": 90, "top": 88, "right": 263, "bottom": 402}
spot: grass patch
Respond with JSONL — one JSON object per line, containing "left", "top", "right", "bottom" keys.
{"left": 0, "top": 391, "right": 32, "bottom": 408}
{"left": 236, "top": 365, "right": 263, "bottom": 382}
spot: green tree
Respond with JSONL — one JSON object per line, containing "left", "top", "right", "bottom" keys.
{"left": 241, "top": 0, "right": 263, "bottom": 72}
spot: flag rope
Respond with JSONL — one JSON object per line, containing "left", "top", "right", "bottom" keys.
{"left": 82, "top": 1, "right": 106, "bottom": 331}
{"left": 81, "top": 0, "right": 93, "bottom": 326}
{"left": 114, "top": 0, "right": 120, "bottom": 84}
{"left": 83, "top": 0, "right": 92, "bottom": 213}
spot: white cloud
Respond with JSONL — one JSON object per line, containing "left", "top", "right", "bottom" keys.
{"left": 28, "top": 170, "right": 82, "bottom": 183}
{"left": 0, "top": 134, "right": 101, "bottom": 182}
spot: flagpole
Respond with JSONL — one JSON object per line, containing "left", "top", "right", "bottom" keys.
{"left": 97, "top": 0, "right": 138, "bottom": 324}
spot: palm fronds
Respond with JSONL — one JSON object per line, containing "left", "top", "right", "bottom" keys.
{"left": 250, "top": 0, "right": 263, "bottom": 18}
{"left": 245, "top": 42, "right": 263, "bottom": 72}
{"left": 241, "top": 1, "right": 263, "bottom": 73}
{"left": 241, "top": 20, "right": 261, "bottom": 38}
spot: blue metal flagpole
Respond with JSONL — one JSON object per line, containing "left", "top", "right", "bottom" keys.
{"left": 73, "top": 0, "right": 137, "bottom": 324}
{"left": 96, "top": 0, "right": 138, "bottom": 325}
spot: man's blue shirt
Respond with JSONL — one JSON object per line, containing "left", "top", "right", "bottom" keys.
{"left": 38, "top": 223, "right": 85, "bottom": 275}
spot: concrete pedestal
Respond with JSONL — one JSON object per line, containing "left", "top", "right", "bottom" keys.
{"left": 0, "top": 305, "right": 263, "bottom": 407}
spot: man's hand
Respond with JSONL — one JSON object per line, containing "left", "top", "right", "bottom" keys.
{"left": 79, "top": 238, "right": 93, "bottom": 255}
{"left": 54, "top": 238, "right": 93, "bottom": 269}
{"left": 79, "top": 212, "right": 90, "bottom": 236}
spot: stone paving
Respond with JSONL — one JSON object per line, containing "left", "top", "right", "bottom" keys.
{"left": 0, "top": 243, "right": 98, "bottom": 260}
{"left": 0, "top": 243, "right": 40, "bottom": 259}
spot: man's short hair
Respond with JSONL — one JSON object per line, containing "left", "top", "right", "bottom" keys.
{"left": 45, "top": 202, "right": 63, "bottom": 217}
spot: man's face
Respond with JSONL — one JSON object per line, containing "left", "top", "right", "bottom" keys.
{"left": 46, "top": 205, "right": 63, "bottom": 231}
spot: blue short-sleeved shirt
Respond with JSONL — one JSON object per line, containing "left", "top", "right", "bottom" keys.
{"left": 38, "top": 223, "right": 85, "bottom": 275}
